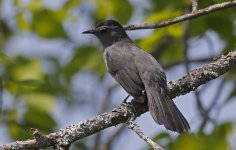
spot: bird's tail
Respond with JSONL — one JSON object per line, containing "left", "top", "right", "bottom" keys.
{"left": 146, "top": 85, "right": 190, "bottom": 133}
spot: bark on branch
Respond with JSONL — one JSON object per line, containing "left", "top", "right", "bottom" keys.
{"left": 1, "top": 51, "right": 235, "bottom": 150}
{"left": 124, "top": 1, "right": 236, "bottom": 30}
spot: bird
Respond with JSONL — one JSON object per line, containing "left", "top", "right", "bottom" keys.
{"left": 83, "top": 20, "right": 190, "bottom": 133}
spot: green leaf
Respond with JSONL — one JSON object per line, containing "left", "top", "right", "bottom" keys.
{"left": 63, "top": 0, "right": 81, "bottom": 10}
{"left": 8, "top": 108, "right": 57, "bottom": 140}
{"left": 24, "top": 108, "right": 56, "bottom": 132}
{"left": 16, "top": 12, "right": 30, "bottom": 31}
{"left": 3, "top": 58, "right": 45, "bottom": 94}
{"left": 138, "top": 28, "right": 184, "bottom": 65}
{"left": 170, "top": 123, "right": 233, "bottom": 150}
{"left": 6, "top": 108, "right": 17, "bottom": 122}
{"left": 0, "top": 20, "right": 12, "bottom": 38}
{"left": 113, "top": 0, "right": 132, "bottom": 24}
{"left": 150, "top": 0, "right": 190, "bottom": 11}
{"left": 139, "top": 10, "right": 184, "bottom": 58}
{"left": 153, "top": 132, "right": 171, "bottom": 142}
{"left": 26, "top": 0, "right": 43, "bottom": 12}
{"left": 212, "top": 122, "right": 233, "bottom": 137}
{"left": 160, "top": 38, "right": 184, "bottom": 65}
{"left": 7, "top": 109, "right": 31, "bottom": 140}
{"left": 8, "top": 123, "right": 32, "bottom": 140}
{"left": 170, "top": 133, "right": 201, "bottom": 150}
{"left": 198, "top": 0, "right": 229, "bottom": 9}
{"left": 144, "top": 9, "right": 181, "bottom": 23}
{"left": 32, "top": 9, "right": 68, "bottom": 39}
{"left": 0, "top": 51, "right": 10, "bottom": 64}
{"left": 11, "top": 59, "right": 43, "bottom": 81}
{"left": 64, "top": 46, "right": 106, "bottom": 81}
{"left": 17, "top": 79, "right": 44, "bottom": 87}
{"left": 13, "top": 0, "right": 20, "bottom": 6}
{"left": 94, "top": 0, "right": 132, "bottom": 23}
{"left": 24, "top": 93, "right": 55, "bottom": 113}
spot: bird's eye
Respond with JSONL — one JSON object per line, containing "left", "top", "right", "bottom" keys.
{"left": 100, "top": 28, "right": 107, "bottom": 34}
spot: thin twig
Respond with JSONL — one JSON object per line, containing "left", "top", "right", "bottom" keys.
{"left": 192, "top": 0, "right": 199, "bottom": 12}
{"left": 124, "top": 1, "right": 236, "bottom": 30}
{"left": 127, "top": 121, "right": 164, "bottom": 150}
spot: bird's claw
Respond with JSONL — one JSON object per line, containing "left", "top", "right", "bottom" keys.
{"left": 122, "top": 95, "right": 130, "bottom": 103}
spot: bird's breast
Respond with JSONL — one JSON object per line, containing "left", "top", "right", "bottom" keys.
{"left": 103, "top": 49, "right": 109, "bottom": 67}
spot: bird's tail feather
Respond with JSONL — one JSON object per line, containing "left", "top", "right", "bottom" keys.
{"left": 146, "top": 86, "right": 190, "bottom": 133}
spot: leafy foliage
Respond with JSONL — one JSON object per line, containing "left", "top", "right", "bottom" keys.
{"left": 32, "top": 8, "right": 69, "bottom": 39}
{"left": 170, "top": 123, "right": 233, "bottom": 150}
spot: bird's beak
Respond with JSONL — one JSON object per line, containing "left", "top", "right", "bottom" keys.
{"left": 82, "top": 29, "right": 95, "bottom": 34}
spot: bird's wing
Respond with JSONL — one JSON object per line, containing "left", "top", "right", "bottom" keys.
{"left": 134, "top": 50, "right": 190, "bottom": 133}
{"left": 134, "top": 53, "right": 168, "bottom": 124}
{"left": 104, "top": 46, "right": 144, "bottom": 98}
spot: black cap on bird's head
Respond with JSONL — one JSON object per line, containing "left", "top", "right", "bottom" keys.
{"left": 82, "top": 20, "right": 125, "bottom": 35}
{"left": 95, "top": 20, "right": 123, "bottom": 29}
{"left": 83, "top": 20, "right": 128, "bottom": 48}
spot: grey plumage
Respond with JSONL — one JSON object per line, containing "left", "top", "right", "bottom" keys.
{"left": 83, "top": 20, "right": 190, "bottom": 133}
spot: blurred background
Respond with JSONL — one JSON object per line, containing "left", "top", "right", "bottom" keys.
{"left": 0, "top": 0, "right": 236, "bottom": 149}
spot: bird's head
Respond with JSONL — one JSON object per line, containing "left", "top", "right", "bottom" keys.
{"left": 83, "top": 20, "right": 128, "bottom": 48}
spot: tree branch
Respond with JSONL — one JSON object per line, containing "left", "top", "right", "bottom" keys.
{"left": 127, "top": 121, "right": 164, "bottom": 150}
{"left": 124, "top": 1, "right": 236, "bottom": 30}
{"left": 167, "top": 51, "right": 236, "bottom": 98}
{"left": 0, "top": 51, "right": 235, "bottom": 150}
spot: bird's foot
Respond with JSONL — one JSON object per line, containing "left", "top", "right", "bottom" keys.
{"left": 122, "top": 95, "right": 130, "bottom": 103}
{"left": 134, "top": 96, "right": 146, "bottom": 104}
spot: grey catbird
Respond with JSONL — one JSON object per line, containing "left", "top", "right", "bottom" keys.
{"left": 83, "top": 20, "right": 190, "bottom": 133}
